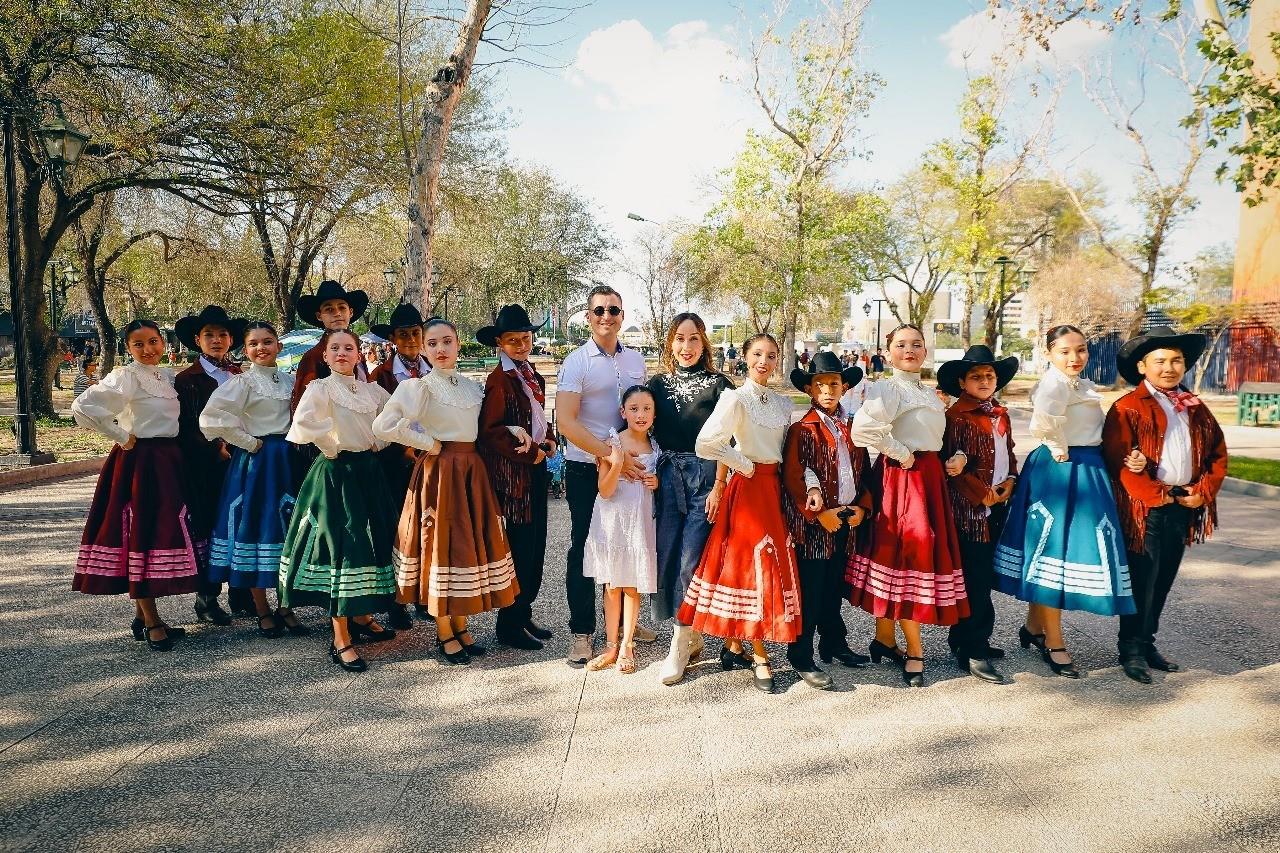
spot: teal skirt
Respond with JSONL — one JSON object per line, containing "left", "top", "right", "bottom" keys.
{"left": 278, "top": 450, "right": 397, "bottom": 617}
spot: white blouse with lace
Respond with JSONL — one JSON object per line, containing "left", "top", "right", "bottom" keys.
{"left": 371, "top": 367, "right": 485, "bottom": 453}
{"left": 694, "top": 378, "right": 794, "bottom": 476}
{"left": 71, "top": 361, "right": 180, "bottom": 444}
{"left": 285, "top": 373, "right": 391, "bottom": 458}
{"left": 1028, "top": 365, "right": 1104, "bottom": 456}
{"left": 849, "top": 371, "right": 946, "bottom": 462}
{"left": 198, "top": 364, "right": 295, "bottom": 451}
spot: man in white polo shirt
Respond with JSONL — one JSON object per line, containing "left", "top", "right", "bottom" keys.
{"left": 556, "top": 285, "right": 650, "bottom": 665}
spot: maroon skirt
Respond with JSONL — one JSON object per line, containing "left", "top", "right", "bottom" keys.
{"left": 676, "top": 463, "right": 801, "bottom": 643}
{"left": 845, "top": 451, "right": 969, "bottom": 625}
{"left": 74, "top": 438, "right": 202, "bottom": 599}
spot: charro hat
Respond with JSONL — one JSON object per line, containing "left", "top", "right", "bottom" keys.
{"left": 476, "top": 304, "right": 546, "bottom": 347}
{"left": 936, "top": 345, "right": 1019, "bottom": 399}
{"left": 790, "top": 350, "right": 863, "bottom": 392}
{"left": 174, "top": 305, "right": 247, "bottom": 351}
{"left": 295, "top": 280, "right": 369, "bottom": 329}
{"left": 369, "top": 303, "right": 425, "bottom": 341}
{"left": 1116, "top": 326, "right": 1207, "bottom": 387}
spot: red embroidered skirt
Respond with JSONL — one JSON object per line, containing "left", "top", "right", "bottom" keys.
{"left": 74, "top": 438, "right": 202, "bottom": 599}
{"left": 677, "top": 463, "right": 801, "bottom": 643}
{"left": 845, "top": 451, "right": 969, "bottom": 625}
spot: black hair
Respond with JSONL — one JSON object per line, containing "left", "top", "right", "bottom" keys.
{"left": 587, "top": 284, "right": 621, "bottom": 308}
{"left": 742, "top": 332, "right": 779, "bottom": 354}
{"left": 244, "top": 320, "right": 278, "bottom": 337}
{"left": 885, "top": 323, "right": 923, "bottom": 347}
{"left": 122, "top": 319, "right": 162, "bottom": 344}
{"left": 423, "top": 316, "right": 457, "bottom": 335}
{"left": 1045, "top": 324, "right": 1084, "bottom": 349}
{"left": 80, "top": 355, "right": 97, "bottom": 370}
{"left": 621, "top": 384, "right": 654, "bottom": 406}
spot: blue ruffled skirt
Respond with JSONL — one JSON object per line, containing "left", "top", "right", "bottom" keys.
{"left": 993, "top": 445, "right": 1135, "bottom": 616}
{"left": 208, "top": 434, "right": 296, "bottom": 589}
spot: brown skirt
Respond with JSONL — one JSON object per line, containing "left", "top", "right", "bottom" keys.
{"left": 394, "top": 441, "right": 518, "bottom": 616}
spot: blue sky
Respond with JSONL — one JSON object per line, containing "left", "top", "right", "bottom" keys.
{"left": 480, "top": 1, "right": 1239, "bottom": 311}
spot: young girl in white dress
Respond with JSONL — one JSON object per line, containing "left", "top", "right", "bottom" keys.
{"left": 583, "top": 385, "right": 660, "bottom": 674}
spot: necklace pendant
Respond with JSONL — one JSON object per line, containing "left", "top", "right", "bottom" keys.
{"left": 759, "top": 392, "right": 768, "bottom": 403}
{"left": 271, "top": 372, "right": 279, "bottom": 383}
{"left": 449, "top": 375, "right": 459, "bottom": 387}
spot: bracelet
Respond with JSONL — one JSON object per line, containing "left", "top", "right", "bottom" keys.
{"left": 714, "top": 478, "right": 727, "bottom": 486}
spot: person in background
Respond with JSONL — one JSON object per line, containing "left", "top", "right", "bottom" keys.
{"left": 869, "top": 349, "right": 885, "bottom": 379}
{"left": 73, "top": 355, "right": 99, "bottom": 399}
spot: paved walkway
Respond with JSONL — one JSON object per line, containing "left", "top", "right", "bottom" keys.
{"left": 1, "top": 462, "right": 1278, "bottom": 851}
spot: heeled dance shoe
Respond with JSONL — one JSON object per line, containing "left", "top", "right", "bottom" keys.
{"left": 193, "top": 596, "right": 232, "bottom": 626}
{"left": 901, "top": 655, "right": 925, "bottom": 688}
{"left": 275, "top": 608, "right": 312, "bottom": 636}
{"left": 719, "top": 645, "right": 753, "bottom": 671}
{"left": 329, "top": 643, "right": 367, "bottom": 672}
{"left": 1018, "top": 625, "right": 1047, "bottom": 652}
{"left": 1041, "top": 647, "right": 1082, "bottom": 679}
{"left": 869, "top": 639, "right": 906, "bottom": 665}
{"left": 131, "top": 617, "right": 185, "bottom": 641}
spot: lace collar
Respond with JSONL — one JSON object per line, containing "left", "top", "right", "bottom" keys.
{"left": 738, "top": 379, "right": 792, "bottom": 429}
{"left": 423, "top": 367, "right": 484, "bottom": 408}
{"left": 886, "top": 371, "right": 944, "bottom": 412}
{"left": 244, "top": 363, "right": 292, "bottom": 401}
{"left": 1046, "top": 365, "right": 1098, "bottom": 400}
{"left": 320, "top": 373, "right": 378, "bottom": 414}
{"left": 125, "top": 362, "right": 177, "bottom": 399}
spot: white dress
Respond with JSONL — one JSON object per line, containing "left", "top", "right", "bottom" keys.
{"left": 583, "top": 433, "right": 659, "bottom": 593}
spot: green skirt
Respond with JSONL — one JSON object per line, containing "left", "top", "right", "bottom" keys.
{"left": 278, "top": 450, "right": 397, "bottom": 617}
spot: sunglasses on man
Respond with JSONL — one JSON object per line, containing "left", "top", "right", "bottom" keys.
{"left": 590, "top": 306, "right": 622, "bottom": 317}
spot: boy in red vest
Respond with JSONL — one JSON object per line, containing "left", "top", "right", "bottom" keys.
{"left": 289, "top": 280, "right": 370, "bottom": 415}
{"left": 1103, "top": 327, "right": 1228, "bottom": 684}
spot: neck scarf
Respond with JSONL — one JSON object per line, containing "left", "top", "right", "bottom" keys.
{"left": 398, "top": 354, "right": 422, "bottom": 379}
{"left": 976, "top": 398, "right": 1008, "bottom": 435}
{"left": 205, "top": 355, "right": 240, "bottom": 374}
{"left": 515, "top": 359, "right": 545, "bottom": 406}
{"left": 1155, "top": 385, "right": 1201, "bottom": 414}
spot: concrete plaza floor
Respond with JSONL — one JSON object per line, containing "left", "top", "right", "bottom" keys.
{"left": 0, "top": 469, "right": 1278, "bottom": 853}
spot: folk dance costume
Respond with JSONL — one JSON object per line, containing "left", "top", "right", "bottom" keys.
{"left": 845, "top": 371, "right": 968, "bottom": 625}
{"left": 1103, "top": 328, "right": 1228, "bottom": 679}
{"left": 369, "top": 304, "right": 431, "bottom": 507}
{"left": 781, "top": 358, "right": 874, "bottom": 676}
{"left": 478, "top": 310, "right": 554, "bottom": 642}
{"left": 994, "top": 366, "right": 1135, "bottom": 616}
{"left": 937, "top": 346, "right": 1021, "bottom": 670}
{"left": 199, "top": 365, "right": 296, "bottom": 590}
{"left": 279, "top": 375, "right": 397, "bottom": 616}
{"left": 373, "top": 368, "right": 518, "bottom": 616}
{"left": 677, "top": 379, "right": 802, "bottom": 643}
{"left": 71, "top": 362, "right": 201, "bottom": 599}
{"left": 648, "top": 365, "right": 734, "bottom": 622}
{"left": 583, "top": 432, "right": 660, "bottom": 593}
{"left": 288, "top": 281, "right": 372, "bottom": 416}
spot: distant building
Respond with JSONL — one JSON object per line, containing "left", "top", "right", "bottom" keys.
{"left": 620, "top": 324, "right": 647, "bottom": 349}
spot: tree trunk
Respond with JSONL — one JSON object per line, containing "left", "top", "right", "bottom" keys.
{"left": 781, "top": 302, "right": 798, "bottom": 381}
{"left": 404, "top": 0, "right": 492, "bottom": 312}
{"left": 983, "top": 300, "right": 1000, "bottom": 349}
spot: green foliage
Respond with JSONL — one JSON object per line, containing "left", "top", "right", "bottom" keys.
{"left": 1228, "top": 456, "right": 1280, "bottom": 486}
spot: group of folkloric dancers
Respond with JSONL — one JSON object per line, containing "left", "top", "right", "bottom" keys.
{"left": 70, "top": 281, "right": 1228, "bottom": 689}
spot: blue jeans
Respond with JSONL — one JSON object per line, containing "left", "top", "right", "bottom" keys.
{"left": 653, "top": 452, "right": 716, "bottom": 623}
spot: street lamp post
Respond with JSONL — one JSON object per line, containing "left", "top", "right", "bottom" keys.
{"left": 862, "top": 297, "right": 895, "bottom": 348}
{"left": 971, "top": 256, "right": 1036, "bottom": 351}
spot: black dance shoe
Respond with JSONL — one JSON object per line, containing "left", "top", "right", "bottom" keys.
{"left": 751, "top": 656, "right": 775, "bottom": 693}
{"left": 228, "top": 588, "right": 255, "bottom": 617}
{"left": 497, "top": 629, "right": 544, "bottom": 651}
{"left": 820, "top": 645, "right": 871, "bottom": 667}
{"left": 985, "top": 645, "right": 1006, "bottom": 659}
{"left": 329, "top": 643, "right": 367, "bottom": 673}
{"left": 144, "top": 624, "right": 173, "bottom": 652}
{"left": 1121, "top": 656, "right": 1152, "bottom": 684}
{"left": 131, "top": 617, "right": 184, "bottom": 641}
{"left": 194, "top": 596, "right": 232, "bottom": 626}
{"left": 386, "top": 604, "right": 413, "bottom": 631}
{"left": 525, "top": 621, "right": 553, "bottom": 641}
{"left": 869, "top": 639, "right": 906, "bottom": 665}
{"left": 1041, "top": 647, "right": 1082, "bottom": 679}
{"left": 275, "top": 608, "right": 312, "bottom": 636}
{"left": 959, "top": 656, "right": 1007, "bottom": 684}
{"left": 1018, "top": 625, "right": 1047, "bottom": 652}
{"left": 256, "top": 612, "right": 285, "bottom": 639}
{"left": 790, "top": 661, "right": 834, "bottom": 691}
{"left": 456, "top": 630, "right": 486, "bottom": 657}
{"left": 438, "top": 637, "right": 470, "bottom": 665}
{"left": 1145, "top": 647, "right": 1180, "bottom": 672}
{"left": 351, "top": 618, "right": 396, "bottom": 644}
{"left": 902, "top": 655, "right": 925, "bottom": 688}
{"left": 719, "top": 646, "right": 753, "bottom": 671}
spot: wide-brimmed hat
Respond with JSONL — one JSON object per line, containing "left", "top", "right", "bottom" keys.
{"left": 174, "top": 305, "right": 247, "bottom": 351}
{"left": 296, "top": 280, "right": 369, "bottom": 328}
{"left": 476, "top": 304, "right": 547, "bottom": 347}
{"left": 937, "top": 345, "right": 1019, "bottom": 399}
{"left": 790, "top": 350, "right": 863, "bottom": 392}
{"left": 1116, "top": 326, "right": 1207, "bottom": 386}
{"left": 370, "top": 303, "right": 425, "bottom": 341}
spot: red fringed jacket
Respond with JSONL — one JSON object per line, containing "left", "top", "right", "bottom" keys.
{"left": 782, "top": 406, "right": 873, "bottom": 561}
{"left": 942, "top": 394, "right": 1019, "bottom": 543}
{"left": 478, "top": 361, "right": 550, "bottom": 525}
{"left": 1101, "top": 382, "right": 1228, "bottom": 553}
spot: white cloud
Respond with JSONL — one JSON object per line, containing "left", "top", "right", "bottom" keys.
{"left": 940, "top": 8, "right": 1109, "bottom": 71}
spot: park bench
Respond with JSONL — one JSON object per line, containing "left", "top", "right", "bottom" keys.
{"left": 456, "top": 357, "right": 501, "bottom": 372}
{"left": 1237, "top": 381, "right": 1280, "bottom": 426}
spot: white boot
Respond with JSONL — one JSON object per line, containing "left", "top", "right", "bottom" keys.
{"left": 688, "top": 629, "right": 705, "bottom": 662}
{"left": 660, "top": 625, "right": 694, "bottom": 686}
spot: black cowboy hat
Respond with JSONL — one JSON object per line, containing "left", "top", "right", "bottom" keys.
{"left": 369, "top": 303, "right": 425, "bottom": 341}
{"left": 295, "top": 280, "right": 369, "bottom": 328}
{"left": 790, "top": 350, "right": 863, "bottom": 392}
{"left": 936, "top": 345, "right": 1020, "bottom": 399}
{"left": 174, "top": 305, "right": 247, "bottom": 351}
{"left": 1116, "top": 326, "right": 1207, "bottom": 387}
{"left": 476, "top": 304, "right": 547, "bottom": 347}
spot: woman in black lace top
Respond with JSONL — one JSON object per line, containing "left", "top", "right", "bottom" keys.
{"left": 647, "top": 313, "right": 734, "bottom": 685}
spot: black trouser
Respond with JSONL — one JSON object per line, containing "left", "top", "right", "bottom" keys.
{"left": 565, "top": 459, "right": 599, "bottom": 636}
{"left": 787, "top": 530, "right": 852, "bottom": 666}
{"left": 949, "top": 504, "right": 1007, "bottom": 660}
{"left": 1119, "top": 503, "right": 1191, "bottom": 656}
{"left": 498, "top": 465, "right": 549, "bottom": 635}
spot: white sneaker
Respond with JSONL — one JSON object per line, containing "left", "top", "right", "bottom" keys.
{"left": 659, "top": 626, "right": 693, "bottom": 686}
{"left": 568, "top": 633, "right": 593, "bottom": 666}
{"left": 634, "top": 624, "right": 658, "bottom": 643}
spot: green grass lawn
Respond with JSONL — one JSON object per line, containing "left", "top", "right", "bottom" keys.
{"left": 1229, "top": 456, "right": 1280, "bottom": 487}
{"left": 0, "top": 416, "right": 115, "bottom": 460}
